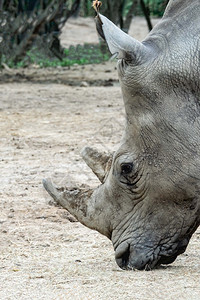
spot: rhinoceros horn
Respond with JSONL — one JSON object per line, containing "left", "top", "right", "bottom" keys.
{"left": 81, "top": 146, "right": 112, "bottom": 183}
{"left": 43, "top": 178, "right": 92, "bottom": 224}
{"left": 43, "top": 178, "right": 111, "bottom": 238}
{"left": 95, "top": 13, "right": 149, "bottom": 60}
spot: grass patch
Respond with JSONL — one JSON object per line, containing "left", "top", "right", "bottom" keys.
{"left": 2, "top": 43, "right": 110, "bottom": 69}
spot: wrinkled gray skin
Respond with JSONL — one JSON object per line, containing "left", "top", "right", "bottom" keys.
{"left": 43, "top": 0, "right": 200, "bottom": 270}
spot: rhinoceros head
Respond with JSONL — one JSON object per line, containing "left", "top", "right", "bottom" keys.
{"left": 43, "top": 0, "right": 200, "bottom": 270}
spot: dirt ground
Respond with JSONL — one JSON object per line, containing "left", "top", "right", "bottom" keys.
{"left": 0, "top": 17, "right": 200, "bottom": 300}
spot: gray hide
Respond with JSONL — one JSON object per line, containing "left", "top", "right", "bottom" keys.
{"left": 43, "top": 0, "right": 200, "bottom": 270}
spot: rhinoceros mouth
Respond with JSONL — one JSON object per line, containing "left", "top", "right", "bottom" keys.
{"left": 115, "top": 239, "right": 188, "bottom": 271}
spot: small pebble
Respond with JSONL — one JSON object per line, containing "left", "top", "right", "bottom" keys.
{"left": 80, "top": 81, "right": 89, "bottom": 87}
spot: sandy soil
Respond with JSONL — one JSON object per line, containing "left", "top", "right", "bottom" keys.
{"left": 0, "top": 17, "right": 200, "bottom": 300}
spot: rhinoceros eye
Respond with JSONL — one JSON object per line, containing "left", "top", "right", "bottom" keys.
{"left": 121, "top": 163, "right": 133, "bottom": 175}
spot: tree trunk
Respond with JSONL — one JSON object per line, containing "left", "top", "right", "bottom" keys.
{"left": 140, "top": 0, "right": 153, "bottom": 31}
{"left": 121, "top": 0, "right": 138, "bottom": 33}
{"left": 0, "top": 0, "right": 81, "bottom": 64}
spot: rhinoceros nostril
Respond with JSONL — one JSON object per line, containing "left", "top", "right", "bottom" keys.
{"left": 121, "top": 246, "right": 130, "bottom": 268}
{"left": 115, "top": 242, "right": 130, "bottom": 269}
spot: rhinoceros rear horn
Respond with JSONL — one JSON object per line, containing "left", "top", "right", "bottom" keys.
{"left": 81, "top": 146, "right": 112, "bottom": 183}
{"left": 95, "top": 14, "right": 147, "bottom": 61}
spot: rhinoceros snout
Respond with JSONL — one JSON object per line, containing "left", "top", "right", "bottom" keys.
{"left": 115, "top": 241, "right": 157, "bottom": 270}
{"left": 115, "top": 246, "right": 152, "bottom": 271}
{"left": 114, "top": 238, "right": 189, "bottom": 271}
{"left": 115, "top": 246, "right": 172, "bottom": 271}
{"left": 114, "top": 242, "right": 150, "bottom": 270}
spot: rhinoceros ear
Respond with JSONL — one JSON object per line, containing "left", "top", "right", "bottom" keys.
{"left": 95, "top": 14, "right": 147, "bottom": 61}
{"left": 81, "top": 146, "right": 112, "bottom": 183}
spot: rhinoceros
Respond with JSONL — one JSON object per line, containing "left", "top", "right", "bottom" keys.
{"left": 43, "top": 0, "right": 200, "bottom": 270}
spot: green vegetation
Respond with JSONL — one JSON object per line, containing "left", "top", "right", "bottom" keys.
{"left": 2, "top": 43, "right": 110, "bottom": 68}
{"left": 142, "top": 0, "right": 169, "bottom": 16}
{"left": 0, "top": 0, "right": 81, "bottom": 66}
{"left": 0, "top": 0, "right": 168, "bottom": 69}
{"left": 81, "top": 0, "right": 168, "bottom": 18}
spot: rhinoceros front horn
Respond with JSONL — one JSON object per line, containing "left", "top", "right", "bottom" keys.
{"left": 43, "top": 178, "right": 111, "bottom": 238}
{"left": 43, "top": 178, "right": 94, "bottom": 226}
{"left": 81, "top": 146, "right": 112, "bottom": 183}
{"left": 95, "top": 13, "right": 148, "bottom": 60}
